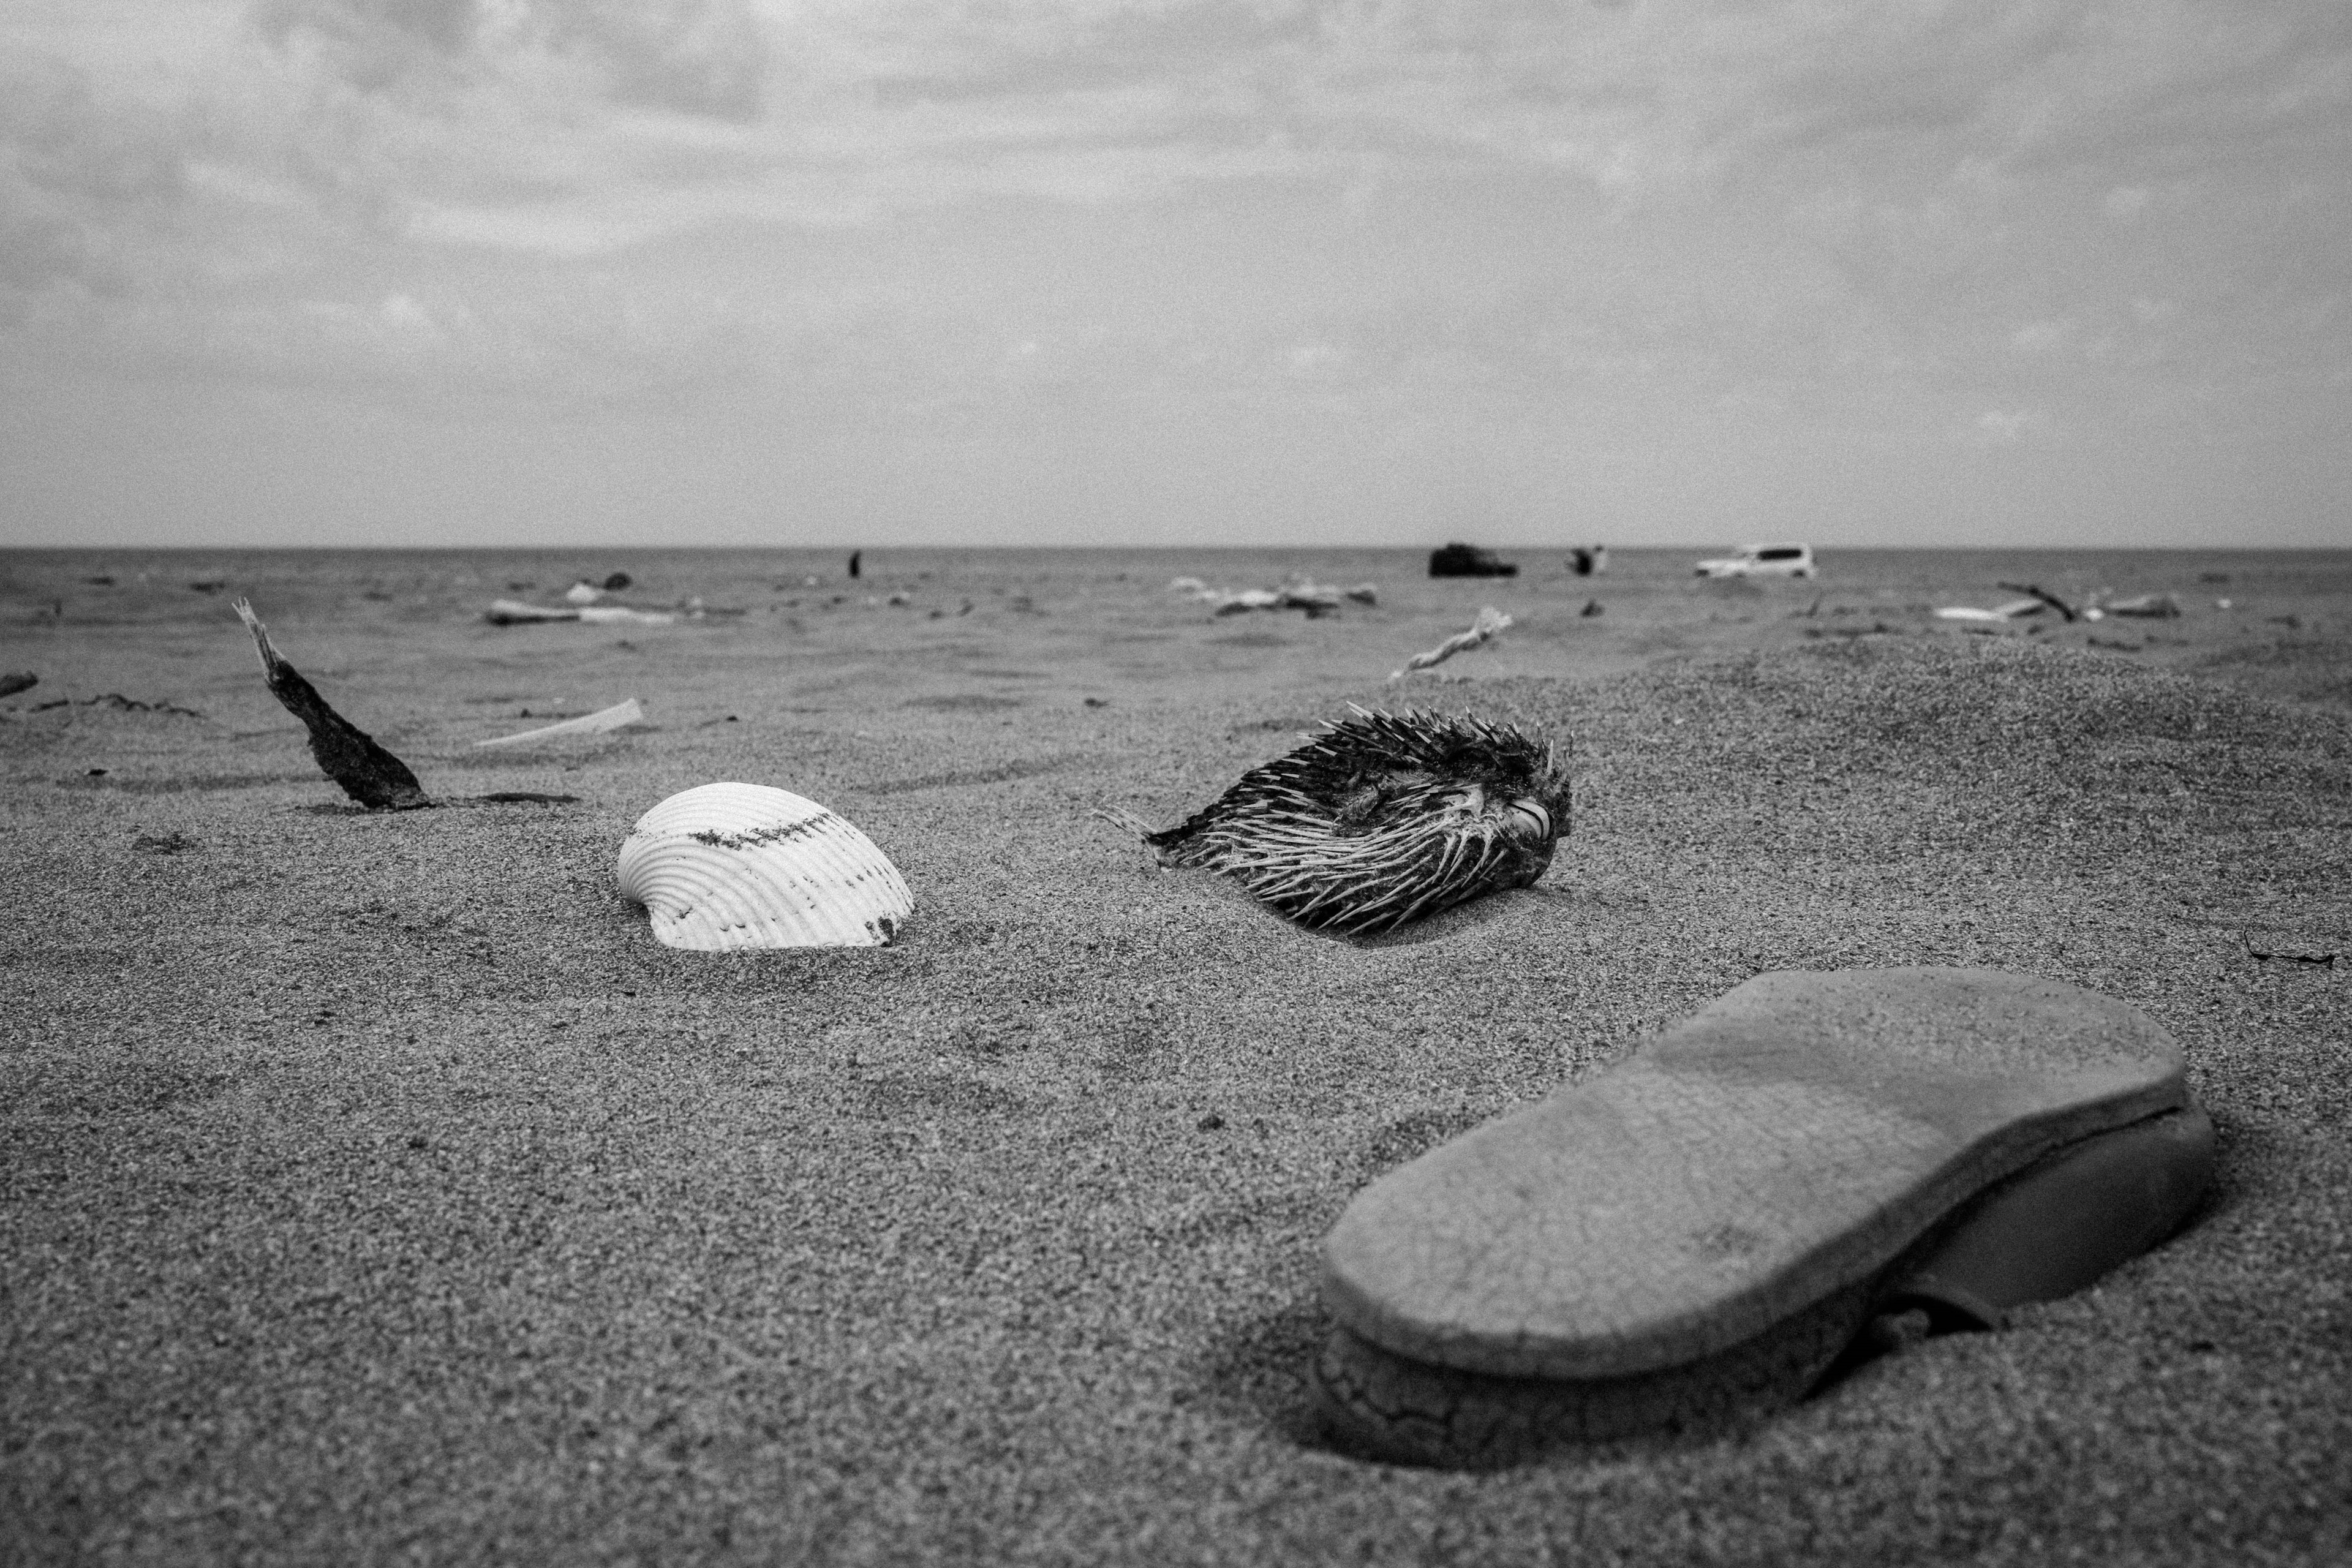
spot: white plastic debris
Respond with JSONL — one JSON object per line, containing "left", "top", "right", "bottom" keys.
{"left": 474, "top": 698, "right": 646, "bottom": 750}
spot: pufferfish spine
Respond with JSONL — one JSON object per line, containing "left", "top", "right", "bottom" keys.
{"left": 1131, "top": 707, "right": 1570, "bottom": 935}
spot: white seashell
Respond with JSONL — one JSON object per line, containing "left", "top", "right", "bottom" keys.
{"left": 616, "top": 782, "right": 913, "bottom": 951}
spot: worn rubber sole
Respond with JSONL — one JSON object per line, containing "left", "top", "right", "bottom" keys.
{"left": 1313, "top": 1106, "right": 2213, "bottom": 1468}
{"left": 1313, "top": 968, "right": 2201, "bottom": 1465}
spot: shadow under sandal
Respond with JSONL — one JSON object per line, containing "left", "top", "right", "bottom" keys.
{"left": 1313, "top": 967, "right": 2214, "bottom": 1468}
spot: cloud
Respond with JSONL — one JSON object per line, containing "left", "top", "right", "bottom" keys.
{"left": 1967, "top": 406, "right": 2049, "bottom": 444}
{"left": 6, "top": 0, "right": 2351, "bottom": 413}
{"left": 254, "top": 0, "right": 772, "bottom": 119}
{"left": 0, "top": 53, "right": 187, "bottom": 300}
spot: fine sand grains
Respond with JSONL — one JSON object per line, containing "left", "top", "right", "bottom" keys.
{"left": 3, "top": 584, "right": 2350, "bottom": 1566}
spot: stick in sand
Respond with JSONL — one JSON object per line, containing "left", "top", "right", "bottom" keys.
{"left": 233, "top": 598, "right": 431, "bottom": 810}
{"left": 474, "top": 698, "right": 644, "bottom": 750}
{"left": 1390, "top": 606, "right": 1512, "bottom": 680}
{"left": 1996, "top": 581, "right": 2079, "bottom": 622}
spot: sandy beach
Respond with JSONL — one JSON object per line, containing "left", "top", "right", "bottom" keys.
{"left": 3, "top": 546, "right": 2348, "bottom": 1565}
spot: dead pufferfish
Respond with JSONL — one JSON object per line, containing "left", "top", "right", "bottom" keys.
{"left": 1114, "top": 708, "right": 1571, "bottom": 935}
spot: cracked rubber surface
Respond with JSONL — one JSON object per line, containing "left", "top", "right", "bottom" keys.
{"left": 1322, "top": 968, "right": 2189, "bottom": 1384}
{"left": 1313, "top": 1107, "right": 2215, "bottom": 1469}
{"left": 1311, "top": 1273, "right": 1879, "bottom": 1469}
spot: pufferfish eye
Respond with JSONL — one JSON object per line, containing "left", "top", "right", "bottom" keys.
{"left": 1506, "top": 799, "right": 1551, "bottom": 839}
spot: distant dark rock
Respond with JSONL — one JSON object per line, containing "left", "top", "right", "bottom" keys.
{"left": 1428, "top": 542, "right": 1518, "bottom": 578}
{"left": 601, "top": 571, "right": 632, "bottom": 590}
{"left": 0, "top": 672, "right": 34, "bottom": 698}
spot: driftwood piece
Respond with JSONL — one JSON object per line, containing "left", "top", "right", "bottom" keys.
{"left": 1997, "top": 581, "right": 2078, "bottom": 621}
{"left": 233, "top": 599, "right": 431, "bottom": 810}
{"left": 1391, "top": 606, "right": 1512, "bottom": 679}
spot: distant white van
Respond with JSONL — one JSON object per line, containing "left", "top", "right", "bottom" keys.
{"left": 1694, "top": 543, "right": 1816, "bottom": 579}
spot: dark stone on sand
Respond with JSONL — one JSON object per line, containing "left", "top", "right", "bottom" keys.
{"left": 601, "top": 571, "right": 632, "bottom": 590}
{"left": 0, "top": 671, "right": 34, "bottom": 698}
{"left": 1428, "top": 542, "right": 1518, "bottom": 578}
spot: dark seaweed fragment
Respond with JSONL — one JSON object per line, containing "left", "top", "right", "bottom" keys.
{"left": 233, "top": 598, "right": 431, "bottom": 811}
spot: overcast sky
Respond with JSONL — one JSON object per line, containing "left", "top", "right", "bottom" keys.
{"left": 2, "top": 0, "right": 2347, "bottom": 550}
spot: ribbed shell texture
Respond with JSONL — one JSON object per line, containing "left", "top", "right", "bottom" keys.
{"left": 616, "top": 782, "right": 913, "bottom": 951}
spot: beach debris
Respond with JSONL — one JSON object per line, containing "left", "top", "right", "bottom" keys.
{"left": 564, "top": 581, "right": 604, "bottom": 605}
{"left": 488, "top": 598, "right": 576, "bottom": 624}
{"left": 1695, "top": 543, "right": 1815, "bottom": 580}
{"left": 132, "top": 831, "right": 197, "bottom": 854}
{"left": 233, "top": 598, "right": 430, "bottom": 811}
{"left": 1934, "top": 603, "right": 2035, "bottom": 623}
{"left": 2104, "top": 592, "right": 2182, "bottom": 619}
{"left": 1570, "top": 545, "right": 1608, "bottom": 576}
{"left": 0, "top": 673, "right": 34, "bottom": 698}
{"left": 26, "top": 692, "right": 203, "bottom": 717}
{"left": 1178, "top": 578, "right": 1376, "bottom": 617}
{"left": 2087, "top": 636, "right": 2143, "bottom": 652}
{"left": 474, "top": 698, "right": 644, "bottom": 750}
{"left": 1996, "top": 581, "right": 2079, "bottom": 621}
{"left": 601, "top": 571, "right": 631, "bottom": 590}
{"left": 616, "top": 782, "right": 913, "bottom": 951}
{"left": 849, "top": 551, "right": 862, "bottom": 579}
{"left": 1581, "top": 600, "right": 1604, "bottom": 618}
{"left": 1392, "top": 606, "right": 1512, "bottom": 679}
{"left": 1112, "top": 707, "right": 1569, "bottom": 935}
{"left": 1429, "top": 542, "right": 1518, "bottom": 578}
{"left": 1313, "top": 968, "right": 2207, "bottom": 1465}
{"left": 479, "top": 791, "right": 579, "bottom": 804}
{"left": 2244, "top": 931, "right": 2339, "bottom": 967}
{"left": 485, "top": 598, "right": 677, "bottom": 627}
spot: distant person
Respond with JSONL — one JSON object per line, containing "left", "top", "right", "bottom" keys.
{"left": 848, "top": 551, "right": 862, "bottom": 579}
{"left": 1571, "top": 546, "right": 1608, "bottom": 576}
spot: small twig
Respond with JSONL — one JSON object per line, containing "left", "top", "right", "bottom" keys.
{"left": 2243, "top": 932, "right": 2339, "bottom": 967}
{"left": 1997, "top": 581, "right": 2078, "bottom": 622}
{"left": 1390, "top": 607, "right": 1512, "bottom": 680}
